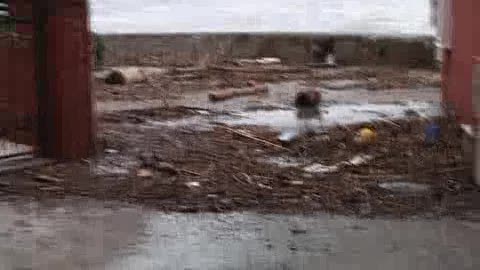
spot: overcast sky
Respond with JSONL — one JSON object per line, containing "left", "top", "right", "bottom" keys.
{"left": 90, "top": 0, "right": 433, "bottom": 35}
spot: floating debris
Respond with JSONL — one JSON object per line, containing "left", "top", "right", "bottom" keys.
{"left": 378, "top": 182, "right": 431, "bottom": 193}
{"left": 304, "top": 164, "right": 339, "bottom": 174}
{"left": 186, "top": 181, "right": 201, "bottom": 188}
{"left": 137, "top": 169, "right": 154, "bottom": 178}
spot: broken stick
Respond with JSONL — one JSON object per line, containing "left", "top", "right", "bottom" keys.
{"left": 220, "top": 126, "right": 289, "bottom": 151}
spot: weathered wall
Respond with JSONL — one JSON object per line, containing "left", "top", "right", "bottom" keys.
{"left": 0, "top": 0, "right": 37, "bottom": 145}
{"left": 444, "top": 0, "right": 478, "bottom": 124}
{"left": 102, "top": 33, "right": 435, "bottom": 68}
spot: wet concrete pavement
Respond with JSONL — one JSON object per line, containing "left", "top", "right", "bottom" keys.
{"left": 0, "top": 197, "right": 478, "bottom": 270}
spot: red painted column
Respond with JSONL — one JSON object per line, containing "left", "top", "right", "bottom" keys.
{"left": 445, "top": 0, "right": 475, "bottom": 124}
{"left": 40, "top": 0, "right": 94, "bottom": 158}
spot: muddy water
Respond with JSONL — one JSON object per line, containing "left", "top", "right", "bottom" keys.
{"left": 0, "top": 198, "right": 478, "bottom": 270}
{"left": 219, "top": 101, "right": 441, "bottom": 132}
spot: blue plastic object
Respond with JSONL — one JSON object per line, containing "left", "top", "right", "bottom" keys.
{"left": 425, "top": 124, "right": 441, "bottom": 145}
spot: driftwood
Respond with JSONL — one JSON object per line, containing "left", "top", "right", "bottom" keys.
{"left": 209, "top": 85, "right": 269, "bottom": 102}
{"left": 208, "top": 65, "right": 308, "bottom": 74}
{"left": 105, "top": 67, "right": 168, "bottom": 85}
{"left": 220, "top": 125, "right": 288, "bottom": 151}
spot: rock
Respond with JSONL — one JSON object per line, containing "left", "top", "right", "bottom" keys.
{"left": 104, "top": 148, "right": 119, "bottom": 154}
{"left": 302, "top": 173, "right": 313, "bottom": 179}
{"left": 156, "top": 162, "right": 178, "bottom": 174}
{"left": 137, "top": 169, "right": 154, "bottom": 178}
{"left": 295, "top": 90, "right": 321, "bottom": 107}
{"left": 247, "top": 80, "right": 257, "bottom": 87}
{"left": 289, "top": 218, "right": 308, "bottom": 234}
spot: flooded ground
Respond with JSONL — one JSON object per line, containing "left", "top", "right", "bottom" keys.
{"left": 4, "top": 66, "right": 474, "bottom": 218}
{"left": 0, "top": 197, "right": 478, "bottom": 270}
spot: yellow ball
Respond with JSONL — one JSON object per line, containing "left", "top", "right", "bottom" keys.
{"left": 359, "top": 128, "right": 377, "bottom": 144}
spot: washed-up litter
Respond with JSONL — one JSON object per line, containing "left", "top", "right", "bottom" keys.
{"left": 354, "top": 128, "right": 377, "bottom": 145}
{"left": 289, "top": 180, "right": 304, "bottom": 186}
{"left": 34, "top": 174, "right": 64, "bottom": 184}
{"left": 304, "top": 154, "right": 373, "bottom": 174}
{"left": 104, "top": 149, "right": 119, "bottom": 154}
{"left": 155, "top": 162, "right": 178, "bottom": 174}
{"left": 137, "top": 169, "right": 154, "bottom": 178}
{"left": 344, "top": 154, "right": 374, "bottom": 166}
{"left": 256, "top": 57, "right": 281, "bottom": 65}
{"left": 278, "top": 130, "right": 299, "bottom": 144}
{"left": 425, "top": 123, "right": 441, "bottom": 145}
{"left": 186, "top": 181, "right": 201, "bottom": 188}
{"left": 378, "top": 182, "right": 430, "bottom": 193}
{"left": 304, "top": 164, "right": 339, "bottom": 174}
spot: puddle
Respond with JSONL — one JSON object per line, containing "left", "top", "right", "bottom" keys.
{"left": 217, "top": 102, "right": 441, "bottom": 132}
{"left": 321, "top": 79, "right": 369, "bottom": 90}
{"left": 378, "top": 182, "right": 431, "bottom": 193}
{"left": 260, "top": 156, "right": 308, "bottom": 168}
{"left": 145, "top": 116, "right": 213, "bottom": 132}
{"left": 138, "top": 101, "right": 441, "bottom": 136}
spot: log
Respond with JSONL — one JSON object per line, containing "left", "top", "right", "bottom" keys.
{"left": 209, "top": 85, "right": 269, "bottom": 102}
{"left": 105, "top": 67, "right": 146, "bottom": 85}
{"left": 105, "top": 67, "right": 168, "bottom": 85}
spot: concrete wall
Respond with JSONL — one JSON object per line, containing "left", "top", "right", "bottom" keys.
{"left": 102, "top": 33, "right": 435, "bottom": 68}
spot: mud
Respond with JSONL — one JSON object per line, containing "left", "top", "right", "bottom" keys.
{"left": 1, "top": 64, "right": 475, "bottom": 219}
{"left": 95, "top": 66, "right": 441, "bottom": 102}
{"left": 0, "top": 112, "right": 478, "bottom": 218}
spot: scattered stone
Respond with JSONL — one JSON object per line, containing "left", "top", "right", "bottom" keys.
{"left": 302, "top": 173, "right": 313, "bottom": 179}
{"left": 247, "top": 80, "right": 257, "bottom": 87}
{"left": 289, "top": 219, "right": 308, "bottom": 234}
{"left": 137, "top": 169, "right": 154, "bottom": 178}
{"left": 207, "top": 194, "right": 219, "bottom": 199}
{"left": 156, "top": 162, "right": 178, "bottom": 174}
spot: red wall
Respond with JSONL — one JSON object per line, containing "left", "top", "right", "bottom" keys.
{"left": 0, "top": 0, "right": 37, "bottom": 144}
{"left": 45, "top": 1, "right": 94, "bottom": 158}
{"left": 445, "top": 0, "right": 478, "bottom": 124}
{"left": 0, "top": 0, "right": 94, "bottom": 158}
